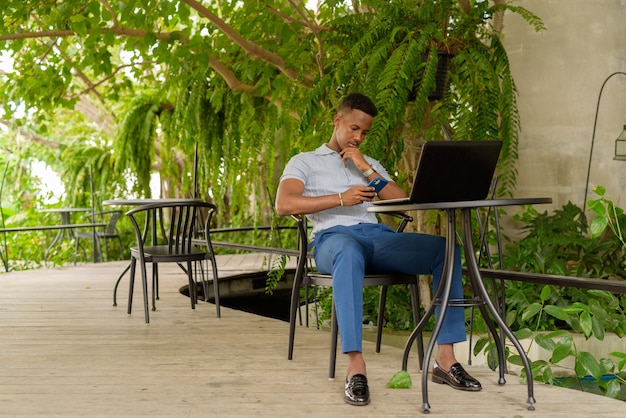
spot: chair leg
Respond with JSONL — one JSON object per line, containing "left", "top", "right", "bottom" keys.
{"left": 140, "top": 260, "right": 150, "bottom": 324}
{"left": 128, "top": 257, "right": 136, "bottom": 315}
{"left": 100, "top": 238, "right": 109, "bottom": 261}
{"left": 116, "top": 237, "right": 124, "bottom": 261}
{"left": 196, "top": 260, "right": 207, "bottom": 302}
{"left": 151, "top": 262, "right": 158, "bottom": 311}
{"left": 187, "top": 261, "right": 196, "bottom": 310}
{"left": 155, "top": 265, "right": 160, "bottom": 300}
{"left": 73, "top": 237, "right": 79, "bottom": 266}
{"left": 329, "top": 302, "right": 338, "bottom": 380}
{"left": 92, "top": 236, "right": 101, "bottom": 263}
{"left": 376, "top": 285, "right": 388, "bottom": 353}
{"left": 409, "top": 283, "right": 424, "bottom": 368}
{"left": 113, "top": 263, "right": 131, "bottom": 306}
{"left": 288, "top": 272, "right": 303, "bottom": 360}
{"left": 209, "top": 258, "right": 221, "bottom": 318}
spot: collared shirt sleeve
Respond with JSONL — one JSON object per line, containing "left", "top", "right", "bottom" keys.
{"left": 280, "top": 144, "right": 392, "bottom": 239}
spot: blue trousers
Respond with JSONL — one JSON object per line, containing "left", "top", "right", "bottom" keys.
{"left": 313, "top": 223, "right": 466, "bottom": 354}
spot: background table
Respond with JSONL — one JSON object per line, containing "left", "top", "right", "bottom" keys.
{"left": 368, "top": 197, "right": 552, "bottom": 413}
{"left": 39, "top": 208, "right": 92, "bottom": 262}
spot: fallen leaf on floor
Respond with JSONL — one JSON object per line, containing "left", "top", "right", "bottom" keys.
{"left": 387, "top": 370, "right": 412, "bottom": 388}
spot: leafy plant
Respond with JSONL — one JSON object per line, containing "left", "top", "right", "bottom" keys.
{"left": 588, "top": 185, "right": 626, "bottom": 249}
{"left": 502, "top": 202, "right": 625, "bottom": 279}
{"left": 0, "top": 1, "right": 546, "bottom": 227}
{"left": 473, "top": 200, "right": 626, "bottom": 399}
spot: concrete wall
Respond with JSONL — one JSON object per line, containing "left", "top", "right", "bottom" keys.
{"left": 501, "top": 0, "right": 626, "bottom": 219}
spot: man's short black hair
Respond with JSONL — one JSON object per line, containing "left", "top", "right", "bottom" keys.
{"left": 338, "top": 93, "right": 378, "bottom": 118}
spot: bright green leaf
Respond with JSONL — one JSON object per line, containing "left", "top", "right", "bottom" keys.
{"left": 590, "top": 316, "right": 605, "bottom": 341}
{"left": 521, "top": 302, "right": 542, "bottom": 322}
{"left": 590, "top": 217, "right": 608, "bottom": 238}
{"left": 604, "top": 379, "right": 621, "bottom": 399}
{"left": 387, "top": 370, "right": 412, "bottom": 388}
{"left": 577, "top": 351, "right": 602, "bottom": 380}
{"left": 544, "top": 305, "right": 570, "bottom": 321}
{"left": 513, "top": 328, "right": 534, "bottom": 340}
{"left": 592, "top": 185, "right": 606, "bottom": 197}
{"left": 580, "top": 311, "right": 593, "bottom": 337}
{"left": 550, "top": 339, "right": 572, "bottom": 364}
{"left": 534, "top": 334, "right": 555, "bottom": 351}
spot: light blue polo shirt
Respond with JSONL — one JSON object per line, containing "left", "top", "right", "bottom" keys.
{"left": 280, "top": 144, "right": 393, "bottom": 240}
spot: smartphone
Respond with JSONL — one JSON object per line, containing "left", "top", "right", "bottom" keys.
{"left": 367, "top": 177, "right": 389, "bottom": 193}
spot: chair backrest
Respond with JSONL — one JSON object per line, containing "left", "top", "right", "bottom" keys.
{"left": 125, "top": 200, "right": 218, "bottom": 255}
{"left": 101, "top": 210, "right": 123, "bottom": 234}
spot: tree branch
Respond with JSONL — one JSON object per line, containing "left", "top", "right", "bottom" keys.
{"left": 0, "top": 27, "right": 181, "bottom": 42}
{"left": 76, "top": 61, "right": 155, "bottom": 96}
{"left": 73, "top": 97, "right": 116, "bottom": 137}
{"left": 207, "top": 55, "right": 255, "bottom": 93}
{"left": 282, "top": 0, "right": 326, "bottom": 78}
{"left": 180, "top": 0, "right": 313, "bottom": 88}
{"left": 51, "top": 43, "right": 106, "bottom": 105}
{"left": 0, "top": 120, "right": 65, "bottom": 149}
{"left": 98, "top": 0, "right": 119, "bottom": 27}
{"left": 457, "top": 0, "right": 472, "bottom": 14}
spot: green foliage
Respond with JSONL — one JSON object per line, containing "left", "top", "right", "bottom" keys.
{"left": 473, "top": 200, "right": 626, "bottom": 400}
{"left": 1, "top": 1, "right": 545, "bottom": 225}
{"left": 114, "top": 95, "right": 164, "bottom": 196}
{"left": 503, "top": 202, "right": 625, "bottom": 278}
{"left": 588, "top": 185, "right": 626, "bottom": 248}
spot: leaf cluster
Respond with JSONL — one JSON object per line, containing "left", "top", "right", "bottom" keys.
{"left": 1, "top": 1, "right": 545, "bottom": 228}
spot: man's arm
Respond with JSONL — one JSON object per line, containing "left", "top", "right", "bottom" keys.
{"left": 368, "top": 175, "right": 407, "bottom": 200}
{"left": 276, "top": 178, "right": 343, "bottom": 216}
{"left": 276, "top": 176, "right": 407, "bottom": 216}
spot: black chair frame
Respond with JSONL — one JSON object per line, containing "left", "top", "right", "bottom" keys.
{"left": 125, "top": 200, "right": 219, "bottom": 323}
{"left": 74, "top": 209, "right": 124, "bottom": 263}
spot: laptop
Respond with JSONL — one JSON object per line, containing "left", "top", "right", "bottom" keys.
{"left": 372, "top": 140, "right": 502, "bottom": 205}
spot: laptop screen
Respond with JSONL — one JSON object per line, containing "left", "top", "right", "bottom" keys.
{"left": 375, "top": 140, "right": 502, "bottom": 205}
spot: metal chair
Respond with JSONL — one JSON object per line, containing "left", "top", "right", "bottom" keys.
{"left": 125, "top": 200, "right": 220, "bottom": 323}
{"left": 74, "top": 210, "right": 124, "bottom": 264}
{"left": 287, "top": 213, "right": 424, "bottom": 379}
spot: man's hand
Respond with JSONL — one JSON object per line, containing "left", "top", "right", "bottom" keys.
{"left": 341, "top": 185, "right": 376, "bottom": 205}
{"left": 339, "top": 147, "right": 370, "bottom": 172}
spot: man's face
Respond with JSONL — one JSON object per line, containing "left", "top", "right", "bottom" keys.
{"left": 333, "top": 108, "right": 374, "bottom": 151}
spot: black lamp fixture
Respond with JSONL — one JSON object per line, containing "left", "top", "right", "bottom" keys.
{"left": 582, "top": 71, "right": 626, "bottom": 212}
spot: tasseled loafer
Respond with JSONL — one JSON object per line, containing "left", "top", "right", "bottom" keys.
{"left": 432, "top": 362, "right": 482, "bottom": 391}
{"left": 344, "top": 374, "right": 370, "bottom": 406}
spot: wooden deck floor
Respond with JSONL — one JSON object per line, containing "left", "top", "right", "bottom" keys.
{"left": 0, "top": 255, "right": 624, "bottom": 417}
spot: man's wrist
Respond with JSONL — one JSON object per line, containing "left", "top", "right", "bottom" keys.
{"left": 362, "top": 165, "right": 376, "bottom": 177}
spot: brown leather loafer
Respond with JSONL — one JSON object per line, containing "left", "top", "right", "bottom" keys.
{"left": 432, "top": 362, "right": 482, "bottom": 391}
{"left": 344, "top": 374, "right": 370, "bottom": 406}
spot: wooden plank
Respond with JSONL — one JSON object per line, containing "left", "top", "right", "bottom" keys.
{"left": 0, "top": 259, "right": 624, "bottom": 417}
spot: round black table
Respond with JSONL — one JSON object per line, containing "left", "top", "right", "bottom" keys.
{"left": 368, "top": 198, "right": 552, "bottom": 413}
{"left": 39, "top": 208, "right": 91, "bottom": 262}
